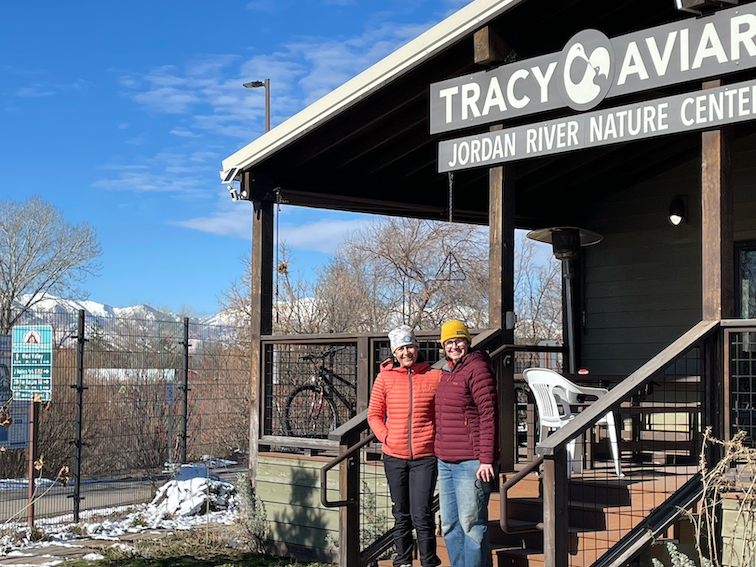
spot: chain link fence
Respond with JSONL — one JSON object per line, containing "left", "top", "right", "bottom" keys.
{"left": 0, "top": 309, "right": 249, "bottom": 523}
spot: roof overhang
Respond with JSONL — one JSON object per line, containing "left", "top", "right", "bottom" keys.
{"left": 220, "top": 0, "right": 756, "bottom": 228}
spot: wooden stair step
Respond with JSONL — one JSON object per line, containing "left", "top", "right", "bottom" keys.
{"left": 495, "top": 547, "right": 545, "bottom": 567}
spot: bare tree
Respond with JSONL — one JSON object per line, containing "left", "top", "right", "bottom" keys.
{"left": 336, "top": 218, "right": 490, "bottom": 330}
{"left": 221, "top": 218, "right": 562, "bottom": 339}
{"left": 0, "top": 196, "right": 102, "bottom": 333}
{"left": 514, "top": 234, "right": 562, "bottom": 344}
{"left": 219, "top": 244, "right": 321, "bottom": 336}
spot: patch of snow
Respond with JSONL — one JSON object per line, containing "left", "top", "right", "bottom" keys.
{"left": 0, "top": 458, "right": 241, "bottom": 558}
{"left": 0, "top": 477, "right": 59, "bottom": 490}
{"left": 82, "top": 552, "right": 105, "bottom": 560}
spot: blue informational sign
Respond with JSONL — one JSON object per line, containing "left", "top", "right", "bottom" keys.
{"left": 11, "top": 325, "right": 53, "bottom": 402}
{"left": 0, "top": 334, "right": 30, "bottom": 449}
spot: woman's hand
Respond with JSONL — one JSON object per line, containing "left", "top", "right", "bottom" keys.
{"left": 476, "top": 463, "right": 494, "bottom": 482}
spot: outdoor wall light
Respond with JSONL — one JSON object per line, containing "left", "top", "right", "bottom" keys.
{"left": 669, "top": 196, "right": 687, "bottom": 226}
{"left": 674, "top": 0, "right": 737, "bottom": 15}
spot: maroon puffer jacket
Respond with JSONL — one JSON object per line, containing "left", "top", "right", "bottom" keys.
{"left": 434, "top": 349, "right": 499, "bottom": 464}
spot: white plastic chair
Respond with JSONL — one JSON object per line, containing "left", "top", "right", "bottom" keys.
{"left": 523, "top": 367, "right": 623, "bottom": 478}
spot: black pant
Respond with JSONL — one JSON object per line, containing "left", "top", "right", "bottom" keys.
{"left": 383, "top": 454, "right": 441, "bottom": 567}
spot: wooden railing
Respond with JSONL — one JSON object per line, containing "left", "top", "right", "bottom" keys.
{"left": 534, "top": 320, "right": 723, "bottom": 567}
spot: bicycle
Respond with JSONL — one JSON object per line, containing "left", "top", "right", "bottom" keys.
{"left": 284, "top": 346, "right": 356, "bottom": 438}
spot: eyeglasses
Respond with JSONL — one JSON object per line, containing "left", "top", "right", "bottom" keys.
{"left": 394, "top": 344, "right": 418, "bottom": 353}
{"left": 443, "top": 338, "right": 468, "bottom": 348}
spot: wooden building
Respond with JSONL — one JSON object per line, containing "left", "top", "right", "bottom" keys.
{"left": 221, "top": 1, "right": 756, "bottom": 565}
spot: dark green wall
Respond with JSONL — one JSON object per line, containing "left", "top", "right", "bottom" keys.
{"left": 580, "top": 132, "right": 756, "bottom": 374}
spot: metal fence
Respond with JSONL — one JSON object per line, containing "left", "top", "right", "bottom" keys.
{"left": 0, "top": 309, "right": 249, "bottom": 524}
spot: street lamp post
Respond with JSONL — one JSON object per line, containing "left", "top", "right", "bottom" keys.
{"left": 242, "top": 79, "right": 270, "bottom": 133}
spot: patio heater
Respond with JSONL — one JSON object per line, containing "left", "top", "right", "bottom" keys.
{"left": 526, "top": 227, "right": 603, "bottom": 374}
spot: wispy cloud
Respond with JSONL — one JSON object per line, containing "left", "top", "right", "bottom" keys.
{"left": 279, "top": 218, "right": 366, "bottom": 253}
{"left": 170, "top": 128, "right": 199, "bottom": 137}
{"left": 114, "top": 7, "right": 440, "bottom": 241}
{"left": 16, "top": 87, "right": 55, "bottom": 98}
{"left": 93, "top": 150, "right": 218, "bottom": 196}
{"left": 15, "top": 79, "right": 92, "bottom": 98}
{"left": 176, "top": 198, "right": 367, "bottom": 253}
{"left": 119, "top": 17, "right": 435, "bottom": 138}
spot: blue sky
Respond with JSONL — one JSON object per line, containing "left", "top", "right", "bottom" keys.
{"left": 1, "top": 0, "right": 476, "bottom": 316}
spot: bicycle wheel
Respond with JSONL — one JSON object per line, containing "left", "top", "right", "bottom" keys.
{"left": 285, "top": 385, "right": 338, "bottom": 438}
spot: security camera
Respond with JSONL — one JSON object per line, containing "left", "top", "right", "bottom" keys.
{"left": 227, "top": 184, "right": 239, "bottom": 201}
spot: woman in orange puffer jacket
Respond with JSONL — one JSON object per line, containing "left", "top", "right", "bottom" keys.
{"left": 368, "top": 325, "right": 442, "bottom": 567}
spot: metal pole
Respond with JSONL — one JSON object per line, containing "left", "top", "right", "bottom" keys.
{"left": 180, "top": 317, "right": 189, "bottom": 463}
{"left": 264, "top": 79, "right": 270, "bottom": 133}
{"left": 71, "top": 309, "right": 86, "bottom": 523}
{"left": 27, "top": 400, "right": 37, "bottom": 527}
{"left": 563, "top": 258, "right": 577, "bottom": 374}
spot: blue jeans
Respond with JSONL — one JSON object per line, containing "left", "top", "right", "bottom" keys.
{"left": 437, "top": 459, "right": 491, "bottom": 567}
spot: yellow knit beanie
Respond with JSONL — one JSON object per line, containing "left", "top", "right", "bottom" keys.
{"left": 440, "top": 320, "right": 472, "bottom": 345}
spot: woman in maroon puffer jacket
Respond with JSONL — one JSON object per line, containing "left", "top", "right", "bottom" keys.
{"left": 435, "top": 320, "right": 499, "bottom": 567}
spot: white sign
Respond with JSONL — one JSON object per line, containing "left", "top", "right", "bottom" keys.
{"left": 439, "top": 78, "right": 756, "bottom": 171}
{"left": 430, "top": 3, "right": 756, "bottom": 133}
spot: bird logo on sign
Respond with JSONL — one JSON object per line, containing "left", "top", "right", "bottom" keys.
{"left": 559, "top": 29, "right": 614, "bottom": 111}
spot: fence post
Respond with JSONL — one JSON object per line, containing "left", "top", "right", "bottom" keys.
{"left": 180, "top": 317, "right": 189, "bottom": 463}
{"left": 339, "top": 428, "right": 362, "bottom": 567}
{"left": 26, "top": 400, "right": 38, "bottom": 527}
{"left": 542, "top": 448, "right": 570, "bottom": 567}
{"left": 70, "top": 309, "right": 86, "bottom": 523}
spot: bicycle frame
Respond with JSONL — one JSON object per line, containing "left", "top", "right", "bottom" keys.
{"left": 315, "top": 366, "right": 356, "bottom": 414}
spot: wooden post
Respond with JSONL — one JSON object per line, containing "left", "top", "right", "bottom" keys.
{"left": 701, "top": 79, "right": 734, "bottom": 321}
{"left": 248, "top": 177, "right": 274, "bottom": 488}
{"left": 490, "top": 154, "right": 516, "bottom": 471}
{"left": 474, "top": 26, "right": 510, "bottom": 67}
{"left": 339, "top": 430, "right": 361, "bottom": 567}
{"left": 542, "top": 449, "right": 570, "bottom": 567}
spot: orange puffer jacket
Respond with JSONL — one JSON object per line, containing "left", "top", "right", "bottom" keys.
{"left": 367, "top": 361, "right": 442, "bottom": 460}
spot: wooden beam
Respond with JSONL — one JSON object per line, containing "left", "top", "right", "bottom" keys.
{"left": 542, "top": 453, "right": 570, "bottom": 567}
{"left": 701, "top": 79, "right": 734, "bottom": 320}
{"left": 248, "top": 178, "right": 274, "bottom": 488}
{"left": 489, "top": 144, "right": 516, "bottom": 470}
{"left": 474, "top": 26, "right": 510, "bottom": 66}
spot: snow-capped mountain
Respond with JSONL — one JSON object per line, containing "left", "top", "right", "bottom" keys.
{"left": 15, "top": 295, "right": 222, "bottom": 325}
{"left": 10, "top": 296, "right": 245, "bottom": 351}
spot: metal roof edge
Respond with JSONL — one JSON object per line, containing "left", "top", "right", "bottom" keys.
{"left": 220, "top": 0, "right": 525, "bottom": 179}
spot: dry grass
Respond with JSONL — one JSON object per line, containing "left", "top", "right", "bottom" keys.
{"left": 63, "top": 529, "right": 331, "bottom": 567}
{"left": 690, "top": 428, "right": 756, "bottom": 567}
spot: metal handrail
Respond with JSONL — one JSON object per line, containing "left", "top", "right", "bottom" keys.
{"left": 500, "top": 456, "right": 544, "bottom": 534}
{"left": 535, "top": 320, "right": 720, "bottom": 457}
{"left": 320, "top": 431, "right": 376, "bottom": 508}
